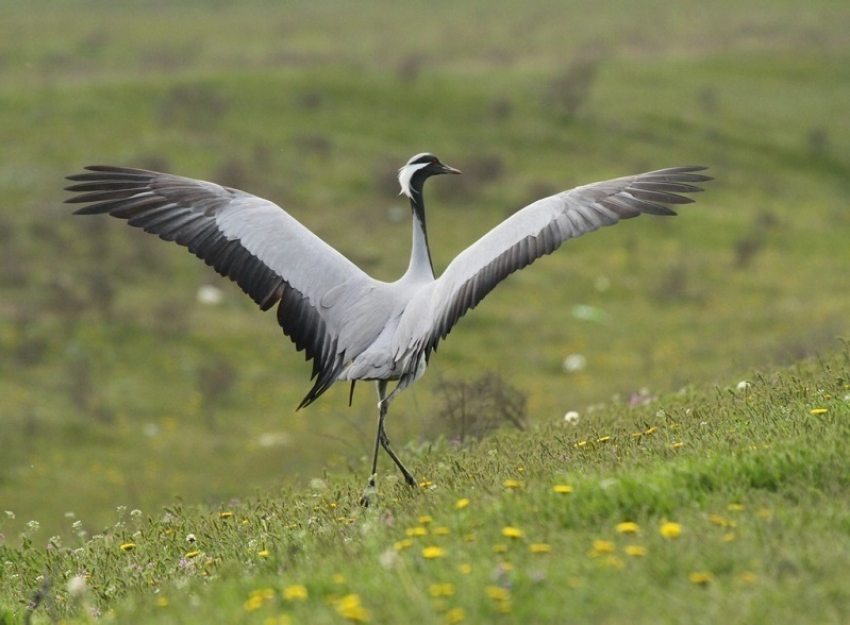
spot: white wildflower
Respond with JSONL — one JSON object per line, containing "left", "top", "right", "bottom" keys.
{"left": 562, "top": 354, "right": 587, "bottom": 373}
{"left": 379, "top": 548, "right": 398, "bottom": 569}
{"left": 67, "top": 575, "right": 87, "bottom": 601}
{"left": 196, "top": 284, "right": 223, "bottom": 305}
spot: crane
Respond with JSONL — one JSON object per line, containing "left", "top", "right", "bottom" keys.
{"left": 66, "top": 153, "right": 710, "bottom": 504}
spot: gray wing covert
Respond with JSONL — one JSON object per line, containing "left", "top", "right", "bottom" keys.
{"left": 419, "top": 166, "right": 711, "bottom": 355}
{"left": 66, "top": 166, "right": 377, "bottom": 407}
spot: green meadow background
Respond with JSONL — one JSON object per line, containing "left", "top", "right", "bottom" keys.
{"left": 0, "top": 0, "right": 849, "bottom": 621}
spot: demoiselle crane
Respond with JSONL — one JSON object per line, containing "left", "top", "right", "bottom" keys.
{"left": 66, "top": 153, "right": 710, "bottom": 503}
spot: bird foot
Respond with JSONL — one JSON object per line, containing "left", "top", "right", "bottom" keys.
{"left": 359, "top": 474, "right": 378, "bottom": 507}
{"left": 402, "top": 472, "right": 418, "bottom": 488}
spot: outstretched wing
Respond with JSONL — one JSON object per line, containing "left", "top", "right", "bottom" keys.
{"left": 419, "top": 166, "right": 711, "bottom": 353}
{"left": 66, "top": 166, "right": 377, "bottom": 407}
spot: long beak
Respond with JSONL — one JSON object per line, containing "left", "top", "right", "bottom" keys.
{"left": 441, "top": 164, "right": 462, "bottom": 175}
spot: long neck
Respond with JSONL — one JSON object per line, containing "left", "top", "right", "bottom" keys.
{"left": 405, "top": 180, "right": 435, "bottom": 280}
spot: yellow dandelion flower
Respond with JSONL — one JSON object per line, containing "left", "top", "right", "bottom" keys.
{"left": 428, "top": 583, "right": 456, "bottom": 598}
{"left": 552, "top": 485, "right": 574, "bottom": 494}
{"left": 185, "top": 550, "right": 200, "bottom": 558}
{"left": 574, "top": 440, "right": 587, "bottom": 448}
{"left": 596, "top": 436, "right": 611, "bottom": 443}
{"left": 624, "top": 545, "right": 647, "bottom": 557}
{"left": 435, "top": 527, "right": 451, "bottom": 535}
{"left": 501, "top": 526, "right": 524, "bottom": 539}
{"left": 502, "top": 479, "right": 522, "bottom": 489}
{"left": 422, "top": 546, "right": 446, "bottom": 559}
{"left": 458, "top": 563, "right": 472, "bottom": 574}
{"left": 485, "top": 586, "right": 510, "bottom": 601}
{"left": 644, "top": 426, "right": 657, "bottom": 435}
{"left": 445, "top": 607, "right": 466, "bottom": 624}
{"left": 708, "top": 514, "right": 733, "bottom": 527}
{"left": 454, "top": 498, "right": 470, "bottom": 510}
{"left": 727, "top": 503, "right": 745, "bottom": 512}
{"left": 244, "top": 589, "right": 273, "bottom": 612}
{"left": 529, "top": 543, "right": 551, "bottom": 554}
{"left": 242, "top": 519, "right": 250, "bottom": 525}
{"left": 405, "top": 526, "right": 428, "bottom": 537}
{"left": 120, "top": 542, "right": 136, "bottom": 552}
{"left": 723, "top": 532, "right": 736, "bottom": 542}
{"left": 616, "top": 522, "right": 639, "bottom": 534}
{"left": 257, "top": 549, "right": 269, "bottom": 558}
{"left": 218, "top": 511, "right": 233, "bottom": 519}
{"left": 395, "top": 538, "right": 413, "bottom": 551}
{"left": 336, "top": 593, "right": 370, "bottom": 622}
{"left": 671, "top": 442, "right": 685, "bottom": 449}
{"left": 589, "top": 540, "right": 615, "bottom": 556}
{"left": 631, "top": 432, "right": 643, "bottom": 438}
{"left": 419, "top": 480, "right": 433, "bottom": 488}
{"left": 283, "top": 584, "right": 308, "bottom": 601}
{"left": 156, "top": 597, "right": 169, "bottom": 607}
{"left": 810, "top": 408, "right": 827, "bottom": 415}
{"left": 594, "top": 539, "right": 615, "bottom": 552}
{"left": 659, "top": 522, "right": 682, "bottom": 539}
{"left": 418, "top": 515, "right": 433, "bottom": 525}
{"left": 689, "top": 571, "right": 713, "bottom": 585}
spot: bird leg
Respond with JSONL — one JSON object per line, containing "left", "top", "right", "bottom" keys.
{"left": 378, "top": 423, "right": 417, "bottom": 487}
{"left": 360, "top": 381, "right": 389, "bottom": 507}
{"left": 378, "top": 379, "right": 419, "bottom": 486}
{"left": 360, "top": 380, "right": 417, "bottom": 507}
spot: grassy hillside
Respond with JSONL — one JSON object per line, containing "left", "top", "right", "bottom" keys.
{"left": 2, "top": 346, "right": 849, "bottom": 623}
{"left": 1, "top": 0, "right": 849, "bottom": 577}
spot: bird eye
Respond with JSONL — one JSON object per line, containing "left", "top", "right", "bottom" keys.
{"left": 431, "top": 157, "right": 438, "bottom": 165}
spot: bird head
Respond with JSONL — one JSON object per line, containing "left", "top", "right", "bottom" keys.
{"left": 398, "top": 153, "right": 461, "bottom": 199}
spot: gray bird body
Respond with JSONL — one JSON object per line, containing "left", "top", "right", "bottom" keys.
{"left": 66, "top": 153, "right": 710, "bottom": 499}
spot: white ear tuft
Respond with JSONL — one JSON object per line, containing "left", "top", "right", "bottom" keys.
{"left": 398, "top": 160, "right": 430, "bottom": 199}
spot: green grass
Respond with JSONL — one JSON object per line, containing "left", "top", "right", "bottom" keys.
{"left": 1, "top": 0, "right": 850, "bottom": 620}
{"left": 2, "top": 346, "right": 849, "bottom": 623}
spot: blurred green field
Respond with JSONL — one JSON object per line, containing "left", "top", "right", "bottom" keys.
{"left": 1, "top": 0, "right": 849, "bottom": 545}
